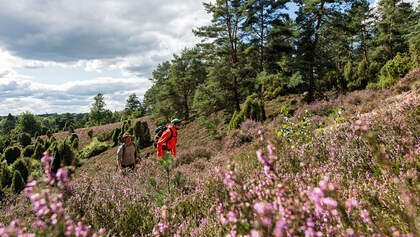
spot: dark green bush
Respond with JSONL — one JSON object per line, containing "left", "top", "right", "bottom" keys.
{"left": 22, "top": 144, "right": 35, "bottom": 158}
{"left": 48, "top": 139, "right": 75, "bottom": 172}
{"left": 132, "top": 120, "right": 151, "bottom": 149}
{"left": 228, "top": 95, "right": 263, "bottom": 131}
{"left": 5, "top": 146, "right": 21, "bottom": 165}
{"left": 88, "top": 129, "right": 93, "bottom": 139}
{"left": 11, "top": 170, "right": 25, "bottom": 193}
{"left": 33, "top": 142, "right": 45, "bottom": 160}
{"left": 0, "top": 136, "right": 10, "bottom": 154}
{"left": 370, "top": 53, "right": 412, "bottom": 89}
{"left": 0, "top": 163, "right": 12, "bottom": 189}
{"left": 112, "top": 127, "right": 122, "bottom": 147}
{"left": 69, "top": 133, "right": 79, "bottom": 149}
{"left": 11, "top": 159, "right": 29, "bottom": 182}
{"left": 18, "top": 133, "right": 32, "bottom": 148}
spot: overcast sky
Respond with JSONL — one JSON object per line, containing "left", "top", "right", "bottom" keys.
{"left": 0, "top": 0, "right": 214, "bottom": 116}
{"left": 0, "top": 0, "right": 417, "bottom": 116}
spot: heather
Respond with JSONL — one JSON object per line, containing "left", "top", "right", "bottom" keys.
{"left": 1, "top": 77, "right": 419, "bottom": 236}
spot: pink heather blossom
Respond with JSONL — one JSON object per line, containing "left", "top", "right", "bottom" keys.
{"left": 250, "top": 229, "right": 261, "bottom": 237}
{"left": 322, "top": 197, "right": 338, "bottom": 208}
{"left": 345, "top": 198, "right": 358, "bottom": 210}
{"left": 228, "top": 211, "right": 238, "bottom": 223}
{"left": 274, "top": 219, "right": 287, "bottom": 237}
{"left": 253, "top": 202, "right": 272, "bottom": 216}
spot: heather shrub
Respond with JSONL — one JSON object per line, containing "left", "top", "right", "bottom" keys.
{"left": 132, "top": 120, "right": 151, "bottom": 148}
{"left": 4, "top": 146, "right": 20, "bottom": 165}
{"left": 0, "top": 154, "right": 105, "bottom": 236}
{"left": 18, "top": 133, "right": 31, "bottom": 148}
{"left": 11, "top": 159, "right": 29, "bottom": 183}
{"left": 11, "top": 170, "right": 25, "bottom": 193}
{"left": 78, "top": 138, "right": 109, "bottom": 159}
{"left": 22, "top": 144, "right": 35, "bottom": 158}
{"left": 115, "top": 202, "right": 155, "bottom": 235}
{"left": 177, "top": 147, "right": 212, "bottom": 166}
{"left": 240, "top": 119, "right": 263, "bottom": 141}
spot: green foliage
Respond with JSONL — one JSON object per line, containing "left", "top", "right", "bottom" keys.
{"left": 33, "top": 142, "right": 45, "bottom": 160}
{"left": 15, "top": 112, "right": 41, "bottom": 137}
{"left": 112, "top": 127, "right": 122, "bottom": 147}
{"left": 88, "top": 93, "right": 112, "bottom": 126}
{"left": 115, "top": 203, "right": 154, "bottom": 236}
{"left": 29, "top": 159, "right": 43, "bottom": 180}
{"left": 18, "top": 132, "right": 32, "bottom": 148}
{"left": 11, "top": 170, "right": 25, "bottom": 193}
{"left": 322, "top": 70, "right": 345, "bottom": 91}
{"left": 48, "top": 139, "right": 75, "bottom": 172}
{"left": 96, "top": 130, "right": 112, "bottom": 142}
{"left": 5, "top": 146, "right": 20, "bottom": 165}
{"left": 132, "top": 120, "right": 151, "bottom": 149}
{"left": 370, "top": 53, "right": 412, "bottom": 89}
{"left": 77, "top": 138, "right": 110, "bottom": 159}
{"left": 0, "top": 135, "right": 10, "bottom": 154}
{"left": 87, "top": 129, "right": 93, "bottom": 139}
{"left": 0, "top": 163, "right": 12, "bottom": 189}
{"left": 11, "top": 159, "right": 29, "bottom": 182}
{"left": 228, "top": 95, "right": 263, "bottom": 131}
{"left": 1, "top": 113, "right": 16, "bottom": 134}
{"left": 69, "top": 133, "right": 79, "bottom": 149}
{"left": 158, "top": 152, "right": 174, "bottom": 194}
{"left": 276, "top": 107, "right": 312, "bottom": 148}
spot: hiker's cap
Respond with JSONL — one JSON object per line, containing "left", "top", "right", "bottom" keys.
{"left": 121, "top": 132, "right": 132, "bottom": 141}
{"left": 171, "top": 119, "right": 181, "bottom": 125}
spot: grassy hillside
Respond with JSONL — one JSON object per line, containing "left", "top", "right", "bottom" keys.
{"left": 1, "top": 69, "right": 419, "bottom": 236}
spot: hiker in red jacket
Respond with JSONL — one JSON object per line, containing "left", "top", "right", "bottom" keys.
{"left": 157, "top": 119, "right": 181, "bottom": 158}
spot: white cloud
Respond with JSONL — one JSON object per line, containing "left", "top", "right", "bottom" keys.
{"left": 0, "top": 77, "right": 152, "bottom": 115}
{"left": 0, "top": 0, "right": 212, "bottom": 76}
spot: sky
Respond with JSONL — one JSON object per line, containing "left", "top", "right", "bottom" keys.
{"left": 0, "top": 0, "right": 417, "bottom": 116}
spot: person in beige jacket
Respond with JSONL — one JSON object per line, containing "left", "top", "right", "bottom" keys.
{"left": 117, "top": 132, "right": 138, "bottom": 172}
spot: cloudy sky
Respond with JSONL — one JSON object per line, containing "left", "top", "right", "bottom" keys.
{"left": 0, "top": 0, "right": 417, "bottom": 116}
{"left": 0, "top": 0, "right": 214, "bottom": 115}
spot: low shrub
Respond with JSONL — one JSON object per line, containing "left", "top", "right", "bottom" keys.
{"left": 96, "top": 130, "right": 113, "bottom": 142}
{"left": 11, "top": 170, "right": 25, "bottom": 193}
{"left": 18, "top": 133, "right": 31, "bottom": 148}
{"left": 0, "top": 163, "right": 12, "bottom": 189}
{"left": 177, "top": 148, "right": 212, "bottom": 166}
{"left": 112, "top": 127, "right": 122, "bottom": 147}
{"left": 11, "top": 159, "right": 29, "bottom": 183}
{"left": 228, "top": 94, "right": 263, "bottom": 131}
{"left": 369, "top": 53, "right": 412, "bottom": 89}
{"left": 48, "top": 139, "right": 76, "bottom": 172}
{"left": 22, "top": 145, "right": 35, "bottom": 158}
{"left": 132, "top": 120, "right": 151, "bottom": 148}
{"left": 69, "top": 133, "right": 79, "bottom": 149}
{"left": 32, "top": 142, "right": 45, "bottom": 160}
{"left": 4, "top": 146, "right": 20, "bottom": 165}
{"left": 78, "top": 138, "right": 110, "bottom": 159}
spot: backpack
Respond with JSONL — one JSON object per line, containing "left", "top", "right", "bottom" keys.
{"left": 117, "top": 142, "right": 137, "bottom": 164}
{"left": 153, "top": 125, "right": 173, "bottom": 148}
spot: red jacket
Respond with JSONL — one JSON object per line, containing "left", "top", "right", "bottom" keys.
{"left": 157, "top": 125, "right": 178, "bottom": 158}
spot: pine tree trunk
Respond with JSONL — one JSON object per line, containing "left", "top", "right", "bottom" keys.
{"left": 259, "top": 0, "right": 266, "bottom": 120}
{"left": 225, "top": 0, "right": 241, "bottom": 112}
{"left": 362, "top": 31, "right": 369, "bottom": 63}
{"left": 308, "top": 0, "right": 325, "bottom": 102}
